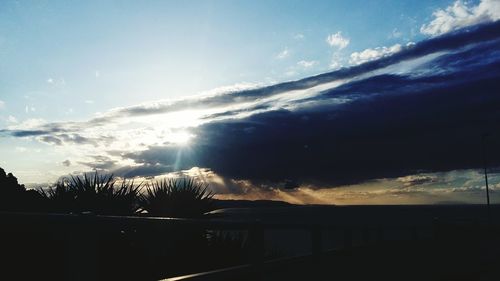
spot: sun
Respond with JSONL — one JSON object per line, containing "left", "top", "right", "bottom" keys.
{"left": 169, "top": 131, "right": 193, "bottom": 145}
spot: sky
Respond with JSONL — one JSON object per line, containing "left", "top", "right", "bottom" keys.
{"left": 1, "top": 0, "right": 500, "bottom": 204}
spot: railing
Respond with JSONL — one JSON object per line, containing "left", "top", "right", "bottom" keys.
{"left": 160, "top": 220, "right": 436, "bottom": 281}
{"left": 0, "top": 211, "right": 443, "bottom": 281}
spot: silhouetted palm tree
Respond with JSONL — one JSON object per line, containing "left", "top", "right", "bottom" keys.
{"left": 139, "top": 178, "right": 214, "bottom": 218}
{"left": 38, "top": 172, "right": 142, "bottom": 215}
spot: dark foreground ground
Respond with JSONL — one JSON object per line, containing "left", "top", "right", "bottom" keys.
{"left": 3, "top": 204, "right": 500, "bottom": 281}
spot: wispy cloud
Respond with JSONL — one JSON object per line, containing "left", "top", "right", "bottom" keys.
{"left": 276, "top": 47, "right": 290, "bottom": 59}
{"left": 326, "top": 31, "right": 350, "bottom": 50}
{"left": 397, "top": 174, "right": 438, "bottom": 187}
{"left": 0, "top": 100, "right": 4, "bottom": 109}
{"left": 24, "top": 105, "right": 36, "bottom": 113}
{"left": 293, "top": 33, "right": 305, "bottom": 40}
{"left": 6, "top": 115, "right": 17, "bottom": 123}
{"left": 389, "top": 28, "right": 403, "bottom": 39}
{"left": 15, "top": 146, "right": 27, "bottom": 153}
{"left": 329, "top": 53, "right": 344, "bottom": 70}
{"left": 46, "top": 77, "right": 66, "bottom": 87}
{"left": 421, "top": 0, "right": 500, "bottom": 36}
{"left": 349, "top": 43, "right": 405, "bottom": 65}
{"left": 297, "top": 60, "right": 317, "bottom": 68}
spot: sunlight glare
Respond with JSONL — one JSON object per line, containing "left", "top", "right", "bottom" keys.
{"left": 169, "top": 131, "right": 193, "bottom": 145}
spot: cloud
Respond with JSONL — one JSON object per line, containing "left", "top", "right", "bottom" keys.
{"left": 46, "top": 77, "right": 66, "bottom": 87}
{"left": 3, "top": 21, "right": 500, "bottom": 189}
{"left": 0, "top": 100, "right": 4, "bottom": 109}
{"left": 276, "top": 47, "right": 290, "bottom": 59}
{"left": 326, "top": 32, "right": 350, "bottom": 50}
{"left": 284, "top": 60, "right": 319, "bottom": 77}
{"left": 390, "top": 28, "right": 403, "bottom": 39}
{"left": 112, "top": 21, "right": 500, "bottom": 187}
{"left": 62, "top": 160, "right": 71, "bottom": 167}
{"left": 39, "top": 135, "right": 62, "bottom": 146}
{"left": 12, "top": 118, "right": 47, "bottom": 129}
{"left": 111, "top": 163, "right": 173, "bottom": 178}
{"left": 297, "top": 60, "right": 317, "bottom": 68}
{"left": 421, "top": 0, "right": 500, "bottom": 36}
{"left": 15, "top": 146, "right": 27, "bottom": 152}
{"left": 329, "top": 60, "right": 342, "bottom": 70}
{"left": 7, "top": 116, "right": 17, "bottom": 123}
{"left": 214, "top": 169, "right": 499, "bottom": 205}
{"left": 78, "top": 155, "right": 118, "bottom": 170}
{"left": 25, "top": 105, "right": 35, "bottom": 113}
{"left": 397, "top": 175, "right": 438, "bottom": 187}
{"left": 329, "top": 53, "right": 344, "bottom": 70}
{"left": 349, "top": 43, "right": 403, "bottom": 65}
{"left": 293, "top": 33, "right": 305, "bottom": 40}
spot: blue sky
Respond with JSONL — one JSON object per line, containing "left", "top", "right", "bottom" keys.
{"left": 0, "top": 0, "right": 446, "bottom": 119}
{"left": 1, "top": 0, "right": 500, "bottom": 204}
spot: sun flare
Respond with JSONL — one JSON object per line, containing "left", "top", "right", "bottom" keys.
{"left": 168, "top": 131, "right": 193, "bottom": 145}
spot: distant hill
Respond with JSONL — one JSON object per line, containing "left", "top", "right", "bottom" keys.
{"left": 212, "top": 199, "right": 293, "bottom": 209}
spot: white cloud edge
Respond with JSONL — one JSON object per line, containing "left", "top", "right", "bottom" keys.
{"left": 349, "top": 43, "right": 414, "bottom": 66}
{"left": 420, "top": 0, "right": 500, "bottom": 36}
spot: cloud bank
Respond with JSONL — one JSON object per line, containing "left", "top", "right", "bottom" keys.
{"left": 2, "top": 21, "right": 500, "bottom": 196}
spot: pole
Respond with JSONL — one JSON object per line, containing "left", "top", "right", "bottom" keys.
{"left": 482, "top": 133, "right": 491, "bottom": 223}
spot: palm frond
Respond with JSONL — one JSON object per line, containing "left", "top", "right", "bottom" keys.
{"left": 139, "top": 177, "right": 214, "bottom": 218}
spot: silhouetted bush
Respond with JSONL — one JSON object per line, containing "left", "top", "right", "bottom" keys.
{"left": 0, "top": 167, "right": 43, "bottom": 211}
{"left": 38, "top": 172, "right": 142, "bottom": 215}
{"left": 139, "top": 178, "right": 214, "bottom": 217}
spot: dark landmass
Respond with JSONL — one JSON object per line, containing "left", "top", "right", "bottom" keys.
{"left": 212, "top": 199, "right": 293, "bottom": 209}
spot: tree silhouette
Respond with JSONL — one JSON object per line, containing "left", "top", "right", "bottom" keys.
{"left": 0, "top": 167, "right": 43, "bottom": 212}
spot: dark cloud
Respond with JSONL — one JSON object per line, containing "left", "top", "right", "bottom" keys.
{"left": 119, "top": 21, "right": 500, "bottom": 187}
{"left": 39, "top": 135, "right": 63, "bottom": 145}
{"left": 111, "top": 164, "right": 173, "bottom": 178}
{"left": 398, "top": 175, "right": 438, "bottom": 187}
{"left": 59, "top": 134, "right": 95, "bottom": 145}
{"left": 78, "top": 155, "right": 118, "bottom": 170}
{"left": 33, "top": 133, "right": 113, "bottom": 147}
{"left": 62, "top": 160, "right": 71, "bottom": 167}
{"left": 37, "top": 133, "right": 98, "bottom": 146}
{"left": 1, "top": 22, "right": 499, "bottom": 141}
{"left": 10, "top": 130, "right": 53, "bottom": 137}
{"left": 1, "top": 123, "right": 70, "bottom": 138}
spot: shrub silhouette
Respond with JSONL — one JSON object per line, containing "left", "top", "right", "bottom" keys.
{"left": 38, "top": 172, "right": 141, "bottom": 215}
{"left": 139, "top": 178, "right": 214, "bottom": 218}
{"left": 36, "top": 172, "right": 214, "bottom": 217}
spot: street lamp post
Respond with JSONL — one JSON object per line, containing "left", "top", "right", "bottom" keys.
{"left": 482, "top": 133, "right": 491, "bottom": 223}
